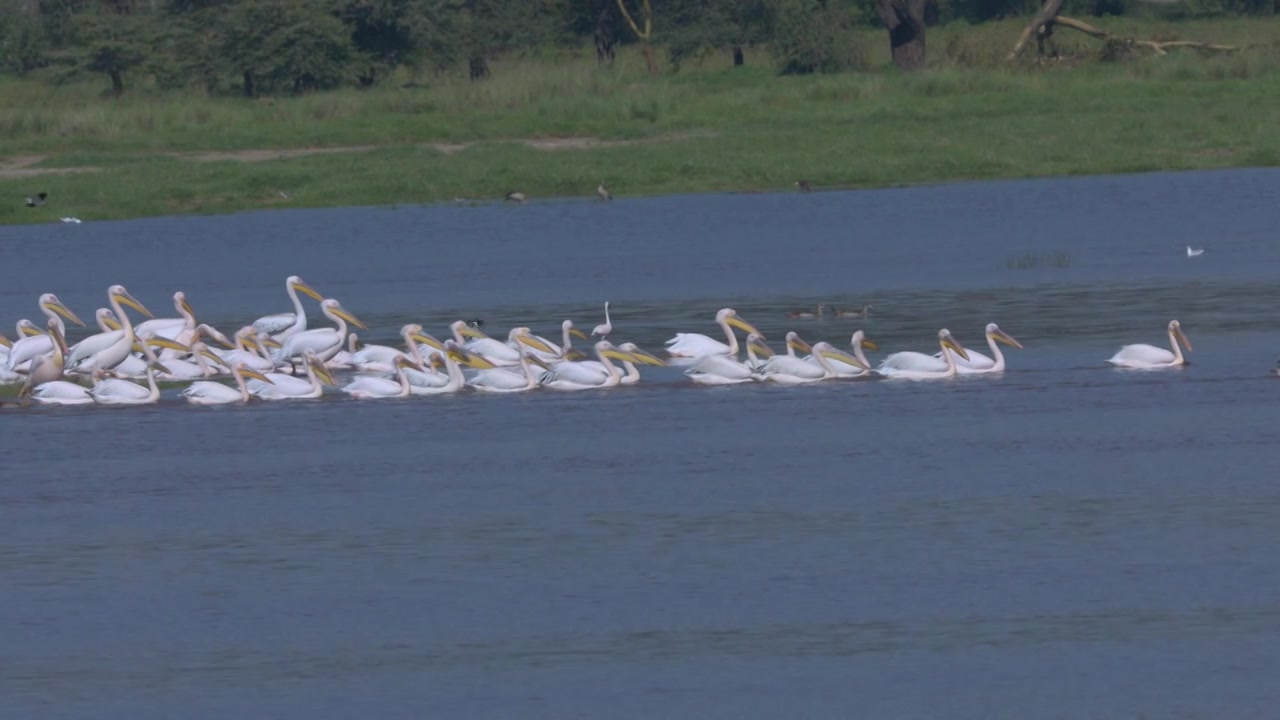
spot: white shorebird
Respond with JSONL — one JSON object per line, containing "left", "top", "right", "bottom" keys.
{"left": 1186, "top": 245, "right": 1204, "bottom": 257}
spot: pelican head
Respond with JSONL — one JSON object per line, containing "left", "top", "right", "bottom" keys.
{"left": 97, "top": 309, "right": 122, "bottom": 332}
{"left": 174, "top": 291, "right": 196, "bottom": 320}
{"left": 716, "top": 308, "right": 762, "bottom": 338}
{"left": 41, "top": 293, "right": 85, "bottom": 327}
{"left": 512, "top": 327, "right": 556, "bottom": 354}
{"left": 394, "top": 355, "right": 423, "bottom": 372}
{"left": 304, "top": 350, "right": 336, "bottom": 385}
{"left": 235, "top": 363, "right": 272, "bottom": 383}
{"left": 405, "top": 324, "right": 445, "bottom": 351}
{"left": 0, "top": 334, "right": 10, "bottom": 349}
{"left": 18, "top": 319, "right": 43, "bottom": 337}
{"left": 564, "top": 320, "right": 589, "bottom": 340}
{"left": 288, "top": 276, "right": 324, "bottom": 302}
{"left": 986, "top": 323, "right": 1023, "bottom": 349}
{"left": 320, "top": 299, "right": 366, "bottom": 330}
{"left": 192, "top": 342, "right": 233, "bottom": 371}
{"left": 814, "top": 341, "right": 870, "bottom": 370}
{"left": 448, "top": 341, "right": 497, "bottom": 369}
{"left": 746, "top": 332, "right": 774, "bottom": 358}
{"left": 785, "top": 331, "right": 812, "bottom": 355}
{"left": 1169, "top": 320, "right": 1192, "bottom": 352}
{"left": 938, "top": 329, "right": 970, "bottom": 361}
{"left": 618, "top": 342, "right": 667, "bottom": 366}
{"left": 595, "top": 341, "right": 634, "bottom": 364}
{"left": 109, "top": 285, "right": 153, "bottom": 318}
{"left": 852, "top": 330, "right": 878, "bottom": 351}
{"left": 451, "top": 320, "right": 488, "bottom": 340}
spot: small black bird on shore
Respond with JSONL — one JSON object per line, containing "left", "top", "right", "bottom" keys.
{"left": 25, "top": 192, "right": 48, "bottom": 207}
{"left": 794, "top": 180, "right": 811, "bottom": 193}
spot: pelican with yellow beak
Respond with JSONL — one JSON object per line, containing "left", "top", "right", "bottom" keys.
{"left": 664, "top": 308, "right": 763, "bottom": 359}
{"left": 812, "top": 330, "right": 879, "bottom": 377}
{"left": 757, "top": 337, "right": 869, "bottom": 384}
{"left": 253, "top": 275, "right": 325, "bottom": 340}
{"left": 878, "top": 329, "right": 972, "bottom": 380}
{"left": 1107, "top": 320, "right": 1191, "bottom": 369}
{"left": 134, "top": 291, "right": 198, "bottom": 344}
{"left": 936, "top": 323, "right": 1023, "bottom": 374}
{"left": 271, "top": 298, "right": 366, "bottom": 366}
{"left": 182, "top": 362, "right": 273, "bottom": 404}
{"left": 4, "top": 293, "right": 85, "bottom": 373}
{"left": 351, "top": 324, "right": 444, "bottom": 373}
{"left": 248, "top": 349, "right": 335, "bottom": 400}
{"left": 466, "top": 341, "right": 550, "bottom": 393}
{"left": 64, "top": 285, "right": 153, "bottom": 375}
{"left": 90, "top": 359, "right": 172, "bottom": 405}
{"left": 538, "top": 341, "right": 643, "bottom": 390}
{"left": 684, "top": 332, "right": 773, "bottom": 385}
{"left": 449, "top": 322, "right": 557, "bottom": 367}
{"left": 342, "top": 355, "right": 421, "bottom": 399}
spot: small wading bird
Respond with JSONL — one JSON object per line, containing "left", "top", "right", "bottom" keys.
{"left": 597, "top": 182, "right": 612, "bottom": 201}
{"left": 794, "top": 180, "right": 812, "bottom": 193}
{"left": 1187, "top": 245, "right": 1204, "bottom": 257}
{"left": 26, "top": 192, "right": 47, "bottom": 207}
{"left": 786, "top": 304, "right": 825, "bottom": 319}
{"left": 592, "top": 301, "right": 612, "bottom": 339}
{"left": 505, "top": 191, "right": 526, "bottom": 204}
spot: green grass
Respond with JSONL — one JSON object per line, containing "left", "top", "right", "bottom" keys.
{"left": 2, "top": 16, "right": 1279, "bottom": 225}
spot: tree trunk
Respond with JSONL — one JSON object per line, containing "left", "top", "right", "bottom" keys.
{"left": 642, "top": 44, "right": 657, "bottom": 75}
{"left": 242, "top": 70, "right": 255, "bottom": 98}
{"left": 732, "top": 46, "right": 744, "bottom": 66}
{"left": 874, "top": 0, "right": 928, "bottom": 71}
{"left": 469, "top": 56, "right": 489, "bottom": 81}
{"left": 594, "top": 5, "right": 616, "bottom": 65}
{"left": 109, "top": 69, "right": 124, "bottom": 95}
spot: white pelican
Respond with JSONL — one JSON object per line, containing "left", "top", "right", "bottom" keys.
{"left": 528, "top": 320, "right": 590, "bottom": 363}
{"left": 466, "top": 343, "right": 549, "bottom": 394}
{"left": 878, "top": 329, "right": 971, "bottom": 380}
{"left": 1107, "top": 320, "right": 1191, "bottom": 369}
{"left": 100, "top": 334, "right": 191, "bottom": 379}
{"left": 933, "top": 323, "right": 1023, "bottom": 374}
{"left": 182, "top": 362, "right": 272, "bottom": 405}
{"left": 134, "top": 291, "right": 197, "bottom": 344}
{"left": 592, "top": 302, "right": 613, "bottom": 339}
{"left": 562, "top": 342, "right": 665, "bottom": 386}
{"left": 154, "top": 342, "right": 229, "bottom": 381}
{"left": 406, "top": 343, "right": 470, "bottom": 395}
{"left": 91, "top": 361, "right": 170, "bottom": 406}
{"left": 5, "top": 293, "right": 86, "bottom": 373}
{"left": 665, "top": 308, "right": 762, "bottom": 359}
{"left": 203, "top": 327, "right": 275, "bottom": 373}
{"left": 252, "top": 275, "right": 324, "bottom": 340}
{"left": 64, "top": 286, "right": 153, "bottom": 375}
{"left": 351, "top": 324, "right": 444, "bottom": 373}
{"left": 449, "top": 323, "right": 556, "bottom": 367}
{"left": 19, "top": 318, "right": 72, "bottom": 396}
{"left": 757, "top": 337, "right": 868, "bottom": 384}
{"left": 29, "top": 379, "right": 94, "bottom": 405}
{"left": 685, "top": 332, "right": 772, "bottom": 385}
{"left": 811, "top": 330, "right": 878, "bottom": 377}
{"left": 341, "top": 356, "right": 420, "bottom": 399}
{"left": 249, "top": 350, "right": 334, "bottom": 400}
{"left": 539, "top": 341, "right": 638, "bottom": 391}
{"left": 327, "top": 333, "right": 363, "bottom": 369}
{"left": 272, "top": 298, "right": 366, "bottom": 365}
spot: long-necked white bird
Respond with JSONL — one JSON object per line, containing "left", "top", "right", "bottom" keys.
{"left": 539, "top": 341, "right": 638, "bottom": 391}
{"left": 684, "top": 332, "right": 773, "bottom": 385}
{"left": 1107, "top": 320, "right": 1191, "bottom": 369}
{"left": 406, "top": 342, "right": 470, "bottom": 395}
{"left": 556, "top": 341, "right": 665, "bottom": 387}
{"left": 272, "top": 298, "right": 366, "bottom": 366}
{"left": 252, "top": 275, "right": 325, "bottom": 340}
{"left": 466, "top": 342, "right": 549, "bottom": 393}
{"left": 182, "top": 362, "right": 273, "bottom": 405}
{"left": 592, "top": 302, "right": 613, "bottom": 339}
{"left": 20, "top": 318, "right": 72, "bottom": 396}
{"left": 528, "top": 319, "right": 590, "bottom": 363}
{"left": 29, "top": 378, "right": 95, "bottom": 405}
{"left": 90, "top": 360, "right": 170, "bottom": 406}
{"left": 249, "top": 350, "right": 335, "bottom": 400}
{"left": 351, "top": 324, "right": 444, "bottom": 373}
{"left": 154, "top": 341, "right": 229, "bottom": 381}
{"left": 341, "top": 356, "right": 420, "bottom": 399}
{"left": 757, "top": 337, "right": 869, "bottom": 384}
{"left": 665, "top": 308, "right": 763, "bottom": 359}
{"left": 450, "top": 323, "right": 556, "bottom": 367}
{"left": 64, "top": 286, "right": 154, "bottom": 375}
{"left": 809, "top": 330, "right": 879, "bottom": 377}
{"left": 5, "top": 293, "right": 86, "bottom": 373}
{"left": 134, "top": 291, "right": 197, "bottom": 344}
{"left": 878, "top": 329, "right": 971, "bottom": 380}
{"left": 934, "top": 323, "right": 1024, "bottom": 375}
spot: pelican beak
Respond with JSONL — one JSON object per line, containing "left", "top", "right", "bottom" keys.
{"left": 333, "top": 306, "right": 367, "bottom": 330}
{"left": 446, "top": 347, "right": 469, "bottom": 363}
{"left": 627, "top": 347, "right": 667, "bottom": 366}
{"left": 748, "top": 339, "right": 775, "bottom": 358}
{"left": 20, "top": 324, "right": 44, "bottom": 337}
{"left": 0, "top": 334, "right": 11, "bottom": 349}
{"left": 861, "top": 338, "right": 879, "bottom": 351}
{"left": 991, "top": 328, "right": 1024, "bottom": 349}
{"left": 517, "top": 334, "right": 556, "bottom": 354}
{"left": 820, "top": 346, "right": 869, "bottom": 370}
{"left": 147, "top": 337, "right": 190, "bottom": 353}
{"left": 570, "top": 327, "right": 590, "bottom": 340}
{"left": 150, "top": 361, "right": 172, "bottom": 375}
{"left": 458, "top": 325, "right": 487, "bottom": 339}
{"left": 526, "top": 355, "right": 552, "bottom": 371}
{"left": 179, "top": 297, "right": 196, "bottom": 319}
{"left": 396, "top": 356, "right": 423, "bottom": 372}
{"left": 411, "top": 332, "right": 445, "bottom": 351}
{"left": 103, "top": 317, "right": 123, "bottom": 331}
{"left": 241, "top": 367, "right": 272, "bottom": 383}
{"left": 313, "top": 362, "right": 336, "bottom": 386}
{"left": 563, "top": 348, "right": 589, "bottom": 361}
{"left": 601, "top": 348, "right": 634, "bottom": 363}
{"left": 726, "top": 315, "right": 762, "bottom": 338}
{"left": 458, "top": 350, "right": 497, "bottom": 370}
{"left": 942, "top": 335, "right": 970, "bottom": 361}
{"left": 201, "top": 327, "right": 236, "bottom": 349}
{"left": 114, "top": 290, "right": 153, "bottom": 318}
{"left": 430, "top": 355, "right": 447, "bottom": 370}
{"left": 293, "top": 281, "right": 324, "bottom": 302}
{"left": 45, "top": 299, "right": 86, "bottom": 327}
{"left": 259, "top": 336, "right": 283, "bottom": 350}
{"left": 1175, "top": 326, "right": 1192, "bottom": 352}
{"left": 787, "top": 337, "right": 813, "bottom": 355}
{"left": 200, "top": 349, "right": 232, "bottom": 369}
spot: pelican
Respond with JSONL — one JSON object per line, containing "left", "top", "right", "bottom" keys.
{"left": 100, "top": 334, "right": 192, "bottom": 379}
{"left": 134, "top": 291, "right": 197, "bottom": 343}
{"left": 5, "top": 293, "right": 85, "bottom": 373}
{"left": 812, "top": 330, "right": 878, "bottom": 377}
{"left": 272, "top": 298, "right": 366, "bottom": 365}
{"left": 182, "top": 363, "right": 272, "bottom": 405}
{"left": 539, "top": 341, "right": 639, "bottom": 390}
{"left": 249, "top": 350, "right": 335, "bottom": 400}
{"left": 685, "top": 332, "right": 772, "bottom": 385}
{"left": 252, "top": 275, "right": 324, "bottom": 340}
{"left": 665, "top": 308, "right": 762, "bottom": 359}
{"left": 91, "top": 361, "right": 170, "bottom": 406}
{"left": 1107, "top": 320, "right": 1192, "bottom": 369}
{"left": 20, "top": 318, "right": 72, "bottom": 396}
{"left": 528, "top": 320, "right": 589, "bottom": 363}
{"left": 450, "top": 323, "right": 555, "bottom": 367}
{"left": 558, "top": 342, "right": 665, "bottom": 387}
{"left": 878, "top": 329, "right": 971, "bottom": 380}
{"left": 341, "top": 356, "right": 420, "bottom": 399}
{"left": 757, "top": 337, "right": 867, "bottom": 384}
{"left": 351, "top": 324, "right": 443, "bottom": 373}
{"left": 406, "top": 342, "right": 470, "bottom": 395}
{"left": 467, "top": 344, "right": 549, "bottom": 394}
{"left": 204, "top": 327, "right": 275, "bottom": 373}
{"left": 154, "top": 342, "right": 230, "bottom": 380}
{"left": 933, "top": 323, "right": 1023, "bottom": 374}
{"left": 64, "top": 286, "right": 153, "bottom": 375}
{"left": 592, "top": 302, "right": 613, "bottom": 339}
{"left": 327, "top": 333, "right": 363, "bottom": 369}
{"left": 29, "top": 379, "right": 94, "bottom": 405}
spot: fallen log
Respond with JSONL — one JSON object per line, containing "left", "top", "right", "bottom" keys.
{"left": 1006, "top": 3, "right": 1244, "bottom": 62}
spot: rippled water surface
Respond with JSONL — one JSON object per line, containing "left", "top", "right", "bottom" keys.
{"left": 4, "top": 169, "right": 1280, "bottom": 719}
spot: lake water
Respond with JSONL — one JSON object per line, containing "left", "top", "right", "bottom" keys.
{"left": 3, "top": 169, "right": 1280, "bottom": 719}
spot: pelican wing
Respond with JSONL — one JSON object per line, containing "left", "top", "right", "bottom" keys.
{"left": 6, "top": 335, "right": 53, "bottom": 371}
{"left": 878, "top": 351, "right": 949, "bottom": 373}
{"left": 32, "top": 381, "right": 94, "bottom": 404}
{"left": 91, "top": 378, "right": 152, "bottom": 404}
{"left": 758, "top": 355, "right": 826, "bottom": 381}
{"left": 253, "top": 312, "right": 297, "bottom": 336}
{"left": 182, "top": 380, "right": 244, "bottom": 404}
{"left": 664, "top": 333, "right": 731, "bottom": 358}
{"left": 1108, "top": 343, "right": 1176, "bottom": 368}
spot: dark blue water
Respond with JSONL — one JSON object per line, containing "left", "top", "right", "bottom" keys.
{"left": 4, "top": 168, "right": 1280, "bottom": 719}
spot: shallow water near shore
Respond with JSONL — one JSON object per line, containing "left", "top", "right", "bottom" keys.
{"left": 3, "top": 168, "right": 1280, "bottom": 719}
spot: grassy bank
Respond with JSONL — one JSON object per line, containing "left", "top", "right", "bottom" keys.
{"left": 2, "top": 17, "right": 1278, "bottom": 225}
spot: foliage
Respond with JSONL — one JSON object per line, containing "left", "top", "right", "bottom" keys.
{"left": 769, "top": 0, "right": 867, "bottom": 74}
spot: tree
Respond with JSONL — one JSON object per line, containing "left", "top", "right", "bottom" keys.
{"left": 221, "top": 0, "right": 354, "bottom": 95}
{"left": 666, "top": 0, "right": 768, "bottom": 69}
{"left": 67, "top": 2, "right": 154, "bottom": 94}
{"left": 873, "top": 0, "right": 928, "bottom": 70}
{"left": 616, "top": 0, "right": 657, "bottom": 74}
{"left": 0, "top": 0, "right": 50, "bottom": 75}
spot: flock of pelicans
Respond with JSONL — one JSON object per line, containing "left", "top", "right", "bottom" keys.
{"left": 0, "top": 276, "right": 1209, "bottom": 408}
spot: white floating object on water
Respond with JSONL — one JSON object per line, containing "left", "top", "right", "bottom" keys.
{"left": 60, "top": 217, "right": 82, "bottom": 224}
{"left": 1186, "top": 245, "right": 1204, "bottom": 257}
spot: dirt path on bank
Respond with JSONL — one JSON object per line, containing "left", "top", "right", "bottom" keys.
{"left": 0, "top": 131, "right": 717, "bottom": 179}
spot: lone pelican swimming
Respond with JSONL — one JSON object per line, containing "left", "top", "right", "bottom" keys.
{"left": 1107, "top": 320, "right": 1191, "bottom": 369}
